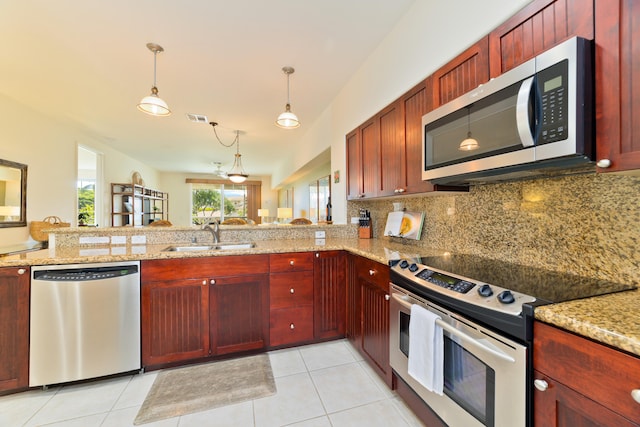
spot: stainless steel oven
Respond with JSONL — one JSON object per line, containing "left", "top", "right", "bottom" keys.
{"left": 390, "top": 284, "right": 527, "bottom": 427}
{"left": 388, "top": 254, "right": 635, "bottom": 427}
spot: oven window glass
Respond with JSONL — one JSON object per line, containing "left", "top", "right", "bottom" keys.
{"left": 399, "top": 311, "right": 410, "bottom": 357}
{"left": 444, "top": 336, "right": 496, "bottom": 427}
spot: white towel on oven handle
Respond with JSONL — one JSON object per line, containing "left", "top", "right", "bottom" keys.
{"left": 407, "top": 304, "right": 444, "bottom": 395}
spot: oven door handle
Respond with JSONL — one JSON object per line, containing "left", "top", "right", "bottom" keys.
{"left": 391, "top": 293, "right": 516, "bottom": 364}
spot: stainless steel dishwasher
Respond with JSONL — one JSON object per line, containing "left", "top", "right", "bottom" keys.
{"left": 30, "top": 261, "right": 141, "bottom": 387}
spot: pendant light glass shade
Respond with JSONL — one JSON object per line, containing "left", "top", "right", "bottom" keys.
{"left": 226, "top": 130, "right": 248, "bottom": 183}
{"left": 276, "top": 66, "right": 300, "bottom": 129}
{"left": 137, "top": 43, "right": 171, "bottom": 117}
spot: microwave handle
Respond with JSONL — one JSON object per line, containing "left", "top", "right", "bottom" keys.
{"left": 391, "top": 293, "right": 516, "bottom": 364}
{"left": 516, "top": 76, "right": 536, "bottom": 148}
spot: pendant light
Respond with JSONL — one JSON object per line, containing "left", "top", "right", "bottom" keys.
{"left": 227, "top": 131, "right": 248, "bottom": 183}
{"left": 276, "top": 66, "right": 300, "bottom": 129}
{"left": 137, "top": 43, "right": 171, "bottom": 116}
{"left": 209, "top": 122, "right": 249, "bottom": 183}
{"left": 459, "top": 107, "right": 479, "bottom": 151}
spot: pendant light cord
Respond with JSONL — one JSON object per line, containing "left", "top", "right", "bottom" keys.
{"left": 209, "top": 122, "right": 239, "bottom": 148}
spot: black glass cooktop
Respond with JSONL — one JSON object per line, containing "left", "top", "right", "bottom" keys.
{"left": 413, "top": 254, "right": 636, "bottom": 304}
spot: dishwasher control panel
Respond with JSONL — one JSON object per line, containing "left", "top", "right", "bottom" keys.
{"left": 33, "top": 265, "right": 139, "bottom": 281}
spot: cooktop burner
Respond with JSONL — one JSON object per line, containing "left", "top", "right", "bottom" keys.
{"left": 389, "top": 253, "right": 636, "bottom": 342}
{"left": 413, "top": 254, "right": 635, "bottom": 304}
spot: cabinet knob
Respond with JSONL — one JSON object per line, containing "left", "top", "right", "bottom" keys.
{"left": 17, "top": 268, "right": 26, "bottom": 275}
{"left": 315, "top": 253, "right": 320, "bottom": 258}
{"left": 534, "top": 379, "right": 549, "bottom": 392}
{"left": 210, "top": 279, "right": 216, "bottom": 285}
{"left": 395, "top": 188, "right": 405, "bottom": 193}
{"left": 290, "top": 323, "right": 295, "bottom": 330}
{"left": 631, "top": 389, "right": 640, "bottom": 404}
{"left": 290, "top": 288, "right": 295, "bottom": 294}
{"left": 202, "top": 280, "right": 208, "bottom": 285}
{"left": 596, "top": 159, "right": 611, "bottom": 168}
{"left": 289, "top": 260, "right": 295, "bottom": 266}
{"left": 369, "top": 269, "right": 376, "bottom": 276}
{"left": 385, "top": 294, "right": 390, "bottom": 301}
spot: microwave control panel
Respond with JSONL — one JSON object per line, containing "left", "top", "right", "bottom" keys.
{"left": 537, "top": 59, "right": 568, "bottom": 144}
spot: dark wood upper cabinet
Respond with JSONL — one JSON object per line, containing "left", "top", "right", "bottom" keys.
{"left": 346, "top": 129, "right": 362, "bottom": 200}
{"left": 378, "top": 101, "right": 404, "bottom": 197}
{"left": 595, "top": 0, "right": 640, "bottom": 172}
{"left": 489, "top": 0, "right": 594, "bottom": 77}
{"left": 432, "top": 36, "right": 490, "bottom": 108}
{"left": 346, "top": 118, "right": 380, "bottom": 200}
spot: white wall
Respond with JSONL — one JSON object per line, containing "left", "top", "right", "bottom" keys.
{"left": 273, "top": 0, "right": 531, "bottom": 224}
{"left": 0, "top": 94, "right": 160, "bottom": 244}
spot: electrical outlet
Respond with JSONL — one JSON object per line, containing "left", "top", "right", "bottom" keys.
{"left": 131, "top": 235, "right": 147, "bottom": 244}
{"left": 111, "top": 236, "right": 126, "bottom": 245}
{"left": 315, "top": 230, "right": 326, "bottom": 239}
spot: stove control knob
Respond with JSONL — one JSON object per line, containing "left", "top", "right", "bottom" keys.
{"left": 478, "top": 284, "right": 493, "bottom": 297}
{"left": 498, "top": 290, "right": 516, "bottom": 304}
{"left": 409, "top": 263, "right": 419, "bottom": 273}
{"left": 399, "top": 260, "right": 410, "bottom": 269}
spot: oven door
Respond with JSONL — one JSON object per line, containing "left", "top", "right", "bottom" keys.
{"left": 390, "top": 286, "right": 527, "bottom": 427}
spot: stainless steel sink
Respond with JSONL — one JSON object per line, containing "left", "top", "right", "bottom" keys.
{"left": 163, "top": 245, "right": 216, "bottom": 252}
{"left": 162, "top": 242, "right": 256, "bottom": 252}
{"left": 213, "top": 242, "right": 256, "bottom": 250}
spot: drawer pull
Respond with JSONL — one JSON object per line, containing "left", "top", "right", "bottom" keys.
{"left": 632, "top": 389, "right": 640, "bottom": 404}
{"left": 385, "top": 294, "right": 390, "bottom": 301}
{"left": 369, "top": 269, "right": 376, "bottom": 276}
{"left": 210, "top": 279, "right": 216, "bottom": 285}
{"left": 202, "top": 280, "right": 208, "bottom": 285}
{"left": 17, "top": 268, "right": 26, "bottom": 275}
{"left": 290, "top": 260, "right": 295, "bottom": 266}
{"left": 290, "top": 288, "right": 295, "bottom": 294}
{"left": 534, "top": 379, "right": 549, "bottom": 392}
{"left": 290, "top": 323, "right": 295, "bottom": 330}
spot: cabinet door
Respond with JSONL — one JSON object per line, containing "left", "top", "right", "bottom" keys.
{"left": 595, "top": 0, "right": 640, "bottom": 172}
{"left": 533, "top": 370, "right": 639, "bottom": 427}
{"left": 402, "top": 79, "right": 436, "bottom": 194}
{"left": 210, "top": 274, "right": 269, "bottom": 355}
{"left": 141, "top": 278, "right": 210, "bottom": 367}
{"left": 346, "top": 129, "right": 362, "bottom": 200}
{"left": 489, "top": 0, "right": 594, "bottom": 77}
{"left": 360, "top": 279, "right": 392, "bottom": 387}
{"left": 345, "top": 255, "right": 361, "bottom": 349}
{"left": 432, "top": 37, "right": 490, "bottom": 108}
{"left": 0, "top": 267, "right": 29, "bottom": 392}
{"left": 378, "top": 101, "right": 405, "bottom": 197}
{"left": 360, "top": 118, "right": 380, "bottom": 198}
{"left": 313, "top": 251, "right": 346, "bottom": 340}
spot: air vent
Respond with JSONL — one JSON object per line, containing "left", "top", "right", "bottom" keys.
{"left": 186, "top": 113, "right": 208, "bottom": 123}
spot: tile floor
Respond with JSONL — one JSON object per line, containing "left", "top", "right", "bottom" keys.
{"left": 0, "top": 339, "right": 425, "bottom": 427}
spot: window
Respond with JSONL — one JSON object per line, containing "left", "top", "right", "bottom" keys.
{"left": 77, "top": 146, "right": 102, "bottom": 226}
{"left": 187, "top": 179, "right": 261, "bottom": 225}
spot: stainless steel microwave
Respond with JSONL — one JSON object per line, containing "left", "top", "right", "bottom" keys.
{"left": 422, "top": 37, "right": 593, "bottom": 185}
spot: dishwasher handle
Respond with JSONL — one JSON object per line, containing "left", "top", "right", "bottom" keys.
{"left": 32, "top": 265, "right": 139, "bottom": 281}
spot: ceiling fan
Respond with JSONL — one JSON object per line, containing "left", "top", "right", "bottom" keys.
{"left": 212, "top": 162, "right": 228, "bottom": 179}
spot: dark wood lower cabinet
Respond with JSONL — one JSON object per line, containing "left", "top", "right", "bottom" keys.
{"left": 0, "top": 267, "right": 29, "bottom": 393}
{"left": 210, "top": 274, "right": 269, "bottom": 355}
{"left": 313, "top": 251, "right": 345, "bottom": 340}
{"left": 534, "top": 321, "right": 640, "bottom": 426}
{"left": 346, "top": 254, "right": 392, "bottom": 387}
{"left": 141, "top": 278, "right": 210, "bottom": 366}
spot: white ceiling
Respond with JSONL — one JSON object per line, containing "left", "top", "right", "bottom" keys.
{"left": 0, "top": 0, "right": 415, "bottom": 178}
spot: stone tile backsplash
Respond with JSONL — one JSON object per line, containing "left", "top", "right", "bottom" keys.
{"left": 349, "top": 173, "right": 640, "bottom": 285}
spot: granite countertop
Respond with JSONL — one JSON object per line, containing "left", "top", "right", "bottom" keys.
{"left": 535, "top": 289, "right": 640, "bottom": 357}
{"left": 0, "top": 238, "right": 445, "bottom": 268}
{"left": 2, "top": 236, "right": 638, "bottom": 358}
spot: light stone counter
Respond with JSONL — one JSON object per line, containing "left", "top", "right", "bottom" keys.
{"left": 535, "top": 289, "right": 640, "bottom": 357}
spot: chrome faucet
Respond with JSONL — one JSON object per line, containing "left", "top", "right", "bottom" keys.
{"left": 203, "top": 221, "right": 220, "bottom": 244}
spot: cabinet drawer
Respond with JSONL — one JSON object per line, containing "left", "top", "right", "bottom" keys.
{"left": 270, "top": 271, "right": 314, "bottom": 309}
{"left": 270, "top": 253, "right": 314, "bottom": 273}
{"left": 355, "top": 256, "right": 389, "bottom": 291}
{"left": 534, "top": 321, "right": 640, "bottom": 423}
{"left": 270, "top": 307, "right": 314, "bottom": 347}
